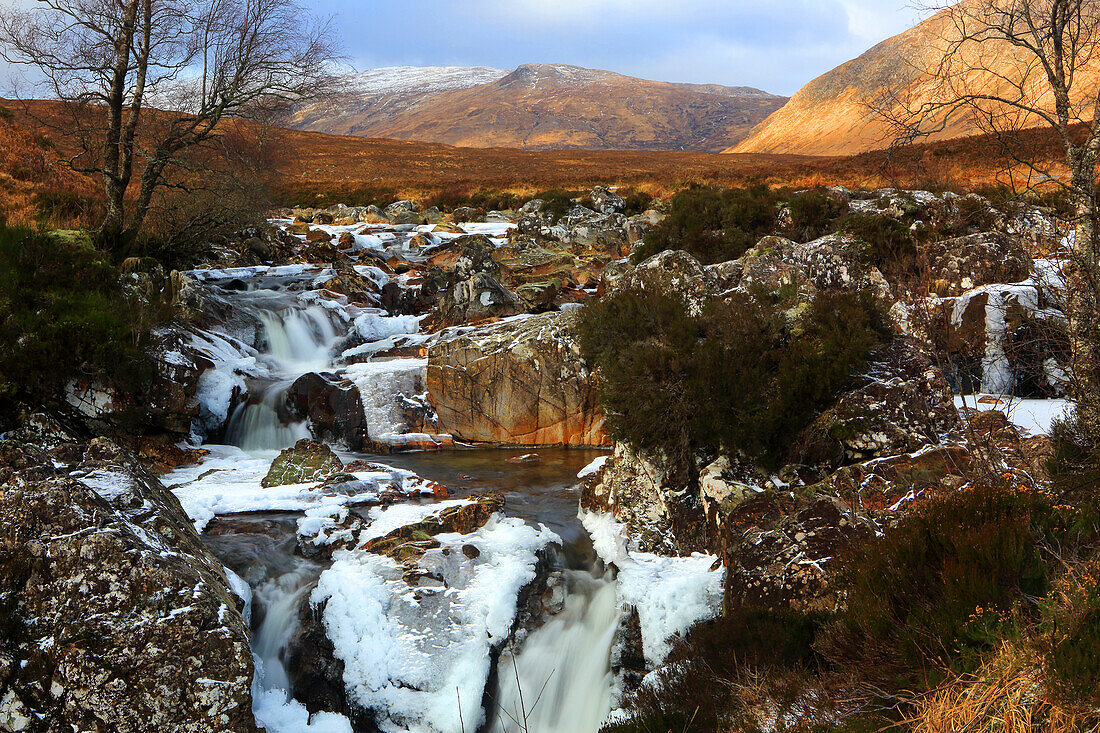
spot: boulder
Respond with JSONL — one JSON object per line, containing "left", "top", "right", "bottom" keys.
{"left": 437, "top": 272, "right": 525, "bottom": 325}
{"left": 261, "top": 438, "right": 344, "bottom": 487}
{"left": 589, "top": 186, "right": 626, "bottom": 214}
{"left": 737, "top": 234, "right": 893, "bottom": 304}
{"left": 794, "top": 337, "right": 960, "bottom": 467}
{"left": 451, "top": 207, "right": 484, "bottom": 223}
{"left": 426, "top": 310, "right": 608, "bottom": 446}
{"left": 611, "top": 250, "right": 712, "bottom": 312}
{"left": 285, "top": 373, "right": 368, "bottom": 450}
{"left": 925, "top": 231, "right": 1030, "bottom": 296}
{"left": 321, "top": 260, "right": 378, "bottom": 304}
{"left": 0, "top": 439, "right": 256, "bottom": 732}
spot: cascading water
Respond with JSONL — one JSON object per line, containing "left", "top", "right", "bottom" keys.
{"left": 224, "top": 298, "right": 346, "bottom": 452}
{"left": 490, "top": 570, "right": 620, "bottom": 733}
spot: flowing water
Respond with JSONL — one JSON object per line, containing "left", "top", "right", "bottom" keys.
{"left": 193, "top": 273, "right": 621, "bottom": 733}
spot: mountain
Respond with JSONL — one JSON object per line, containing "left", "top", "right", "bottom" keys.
{"left": 289, "top": 63, "right": 787, "bottom": 153}
{"left": 730, "top": 2, "right": 1100, "bottom": 156}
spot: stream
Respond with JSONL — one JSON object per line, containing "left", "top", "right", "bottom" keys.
{"left": 168, "top": 241, "right": 627, "bottom": 733}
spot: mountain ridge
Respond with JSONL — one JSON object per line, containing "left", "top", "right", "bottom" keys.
{"left": 290, "top": 63, "right": 787, "bottom": 153}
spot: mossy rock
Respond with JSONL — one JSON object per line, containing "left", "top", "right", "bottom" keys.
{"left": 261, "top": 439, "right": 344, "bottom": 488}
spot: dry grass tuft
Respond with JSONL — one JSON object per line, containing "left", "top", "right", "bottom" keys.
{"left": 905, "top": 645, "right": 1100, "bottom": 733}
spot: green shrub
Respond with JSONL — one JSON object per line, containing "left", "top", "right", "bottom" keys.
{"left": 620, "top": 189, "right": 653, "bottom": 216}
{"left": 838, "top": 212, "right": 920, "bottom": 280}
{"left": 0, "top": 226, "right": 152, "bottom": 411}
{"left": 783, "top": 189, "right": 847, "bottom": 242}
{"left": 821, "top": 483, "right": 1078, "bottom": 690}
{"left": 530, "top": 188, "right": 583, "bottom": 221}
{"left": 1044, "top": 570, "right": 1100, "bottom": 707}
{"left": 603, "top": 608, "right": 830, "bottom": 733}
{"left": 634, "top": 184, "right": 778, "bottom": 265}
{"left": 578, "top": 286, "right": 888, "bottom": 472}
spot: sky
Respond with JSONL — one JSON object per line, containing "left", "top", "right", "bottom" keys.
{"left": 0, "top": 0, "right": 924, "bottom": 98}
{"left": 307, "top": 0, "right": 924, "bottom": 96}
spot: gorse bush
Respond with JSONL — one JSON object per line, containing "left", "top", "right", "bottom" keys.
{"left": 578, "top": 285, "right": 888, "bottom": 473}
{"left": 633, "top": 184, "right": 779, "bottom": 265}
{"left": 0, "top": 226, "right": 152, "bottom": 412}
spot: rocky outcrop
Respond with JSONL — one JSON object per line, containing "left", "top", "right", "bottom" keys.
{"left": 437, "top": 272, "right": 526, "bottom": 325}
{"left": 794, "top": 337, "right": 960, "bottom": 467}
{"left": 0, "top": 438, "right": 255, "bottom": 732}
{"left": 926, "top": 231, "right": 1030, "bottom": 296}
{"left": 261, "top": 439, "right": 345, "bottom": 487}
{"left": 426, "top": 310, "right": 608, "bottom": 446}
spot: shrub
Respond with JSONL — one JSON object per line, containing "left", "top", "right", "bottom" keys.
{"left": 530, "top": 188, "right": 583, "bottom": 221}
{"left": 782, "top": 189, "right": 847, "bottom": 242}
{"left": 838, "top": 212, "right": 920, "bottom": 280}
{"left": 634, "top": 184, "right": 778, "bottom": 265}
{"left": 0, "top": 226, "right": 153, "bottom": 412}
{"left": 620, "top": 189, "right": 653, "bottom": 216}
{"left": 578, "top": 286, "right": 888, "bottom": 472}
{"left": 820, "top": 483, "right": 1078, "bottom": 690}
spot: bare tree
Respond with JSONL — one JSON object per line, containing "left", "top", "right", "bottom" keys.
{"left": 0, "top": 0, "right": 339, "bottom": 246}
{"left": 889, "top": 0, "right": 1100, "bottom": 441}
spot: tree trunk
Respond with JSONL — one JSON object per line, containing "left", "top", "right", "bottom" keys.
{"left": 1068, "top": 179, "right": 1100, "bottom": 441}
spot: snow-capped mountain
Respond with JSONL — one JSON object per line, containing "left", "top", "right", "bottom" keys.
{"left": 290, "top": 63, "right": 787, "bottom": 152}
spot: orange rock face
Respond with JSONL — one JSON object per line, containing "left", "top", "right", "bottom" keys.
{"left": 426, "top": 310, "right": 608, "bottom": 447}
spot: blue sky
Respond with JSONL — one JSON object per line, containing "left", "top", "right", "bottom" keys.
{"left": 312, "top": 0, "right": 922, "bottom": 96}
{"left": 1, "top": 0, "right": 922, "bottom": 97}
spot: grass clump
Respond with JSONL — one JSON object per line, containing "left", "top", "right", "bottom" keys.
{"left": 578, "top": 286, "right": 888, "bottom": 473}
{"left": 0, "top": 225, "right": 153, "bottom": 413}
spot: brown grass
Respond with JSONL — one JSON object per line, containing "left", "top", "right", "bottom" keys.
{"left": 0, "top": 98, "right": 1076, "bottom": 227}
{"left": 904, "top": 645, "right": 1100, "bottom": 733}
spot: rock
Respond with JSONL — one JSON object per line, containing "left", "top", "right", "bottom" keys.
{"left": 437, "top": 272, "right": 525, "bottom": 325}
{"left": 722, "top": 492, "right": 875, "bottom": 612}
{"left": 321, "top": 259, "right": 378, "bottom": 304}
{"left": 611, "top": 250, "right": 712, "bottom": 312}
{"left": 589, "top": 186, "right": 626, "bottom": 214}
{"left": 313, "top": 212, "right": 335, "bottom": 225}
{"left": 284, "top": 373, "right": 369, "bottom": 451}
{"left": 359, "top": 494, "right": 506, "bottom": 563}
{"left": 793, "top": 337, "right": 960, "bottom": 467}
{"left": 261, "top": 438, "right": 344, "bottom": 487}
{"left": 426, "top": 310, "right": 608, "bottom": 446}
{"left": 451, "top": 207, "right": 483, "bottom": 223}
{"left": 424, "top": 234, "right": 500, "bottom": 278}
{"left": 305, "top": 228, "right": 333, "bottom": 243}
{"left": 0, "top": 439, "right": 256, "bottom": 732}
{"left": 737, "top": 234, "right": 893, "bottom": 304}
{"left": 925, "top": 231, "right": 1030, "bottom": 296}
{"left": 421, "top": 207, "right": 443, "bottom": 224}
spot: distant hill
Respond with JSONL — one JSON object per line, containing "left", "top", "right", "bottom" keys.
{"left": 731, "top": 1, "right": 1100, "bottom": 156}
{"left": 289, "top": 63, "right": 787, "bottom": 153}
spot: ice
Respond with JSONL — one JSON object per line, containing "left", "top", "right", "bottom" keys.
{"left": 342, "top": 358, "right": 429, "bottom": 442}
{"left": 189, "top": 328, "right": 268, "bottom": 437}
{"left": 577, "top": 455, "right": 610, "bottom": 479}
{"left": 164, "top": 444, "right": 434, "bottom": 532}
{"left": 352, "top": 311, "right": 421, "bottom": 342}
{"left": 312, "top": 507, "right": 558, "bottom": 733}
{"left": 581, "top": 510, "right": 725, "bottom": 666}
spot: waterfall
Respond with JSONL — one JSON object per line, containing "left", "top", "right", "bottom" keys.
{"left": 251, "top": 562, "right": 351, "bottom": 733}
{"left": 490, "top": 571, "right": 620, "bottom": 733}
{"left": 224, "top": 302, "right": 344, "bottom": 452}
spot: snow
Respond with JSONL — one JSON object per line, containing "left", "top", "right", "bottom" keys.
{"left": 577, "top": 455, "right": 610, "bottom": 479}
{"left": 254, "top": 688, "right": 352, "bottom": 733}
{"left": 164, "top": 444, "right": 435, "bottom": 532}
{"left": 954, "top": 395, "right": 1070, "bottom": 435}
{"left": 580, "top": 510, "right": 725, "bottom": 666}
{"left": 345, "top": 66, "right": 508, "bottom": 96}
{"left": 458, "top": 222, "right": 515, "bottom": 238}
{"left": 312, "top": 507, "right": 558, "bottom": 733}
{"left": 352, "top": 311, "right": 421, "bottom": 342}
{"left": 74, "top": 468, "right": 137, "bottom": 501}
